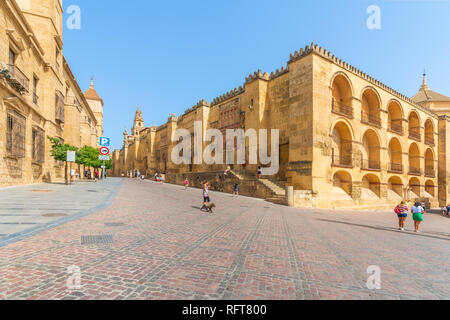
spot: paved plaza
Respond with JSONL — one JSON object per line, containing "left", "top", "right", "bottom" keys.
{"left": 0, "top": 178, "right": 448, "bottom": 300}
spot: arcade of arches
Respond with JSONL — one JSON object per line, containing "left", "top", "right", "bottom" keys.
{"left": 113, "top": 43, "right": 450, "bottom": 210}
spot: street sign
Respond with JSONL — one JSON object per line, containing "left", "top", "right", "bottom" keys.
{"left": 99, "top": 146, "right": 110, "bottom": 155}
{"left": 99, "top": 155, "right": 110, "bottom": 161}
{"left": 67, "top": 151, "right": 76, "bottom": 162}
{"left": 99, "top": 137, "right": 110, "bottom": 147}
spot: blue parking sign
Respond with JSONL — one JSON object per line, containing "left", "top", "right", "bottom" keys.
{"left": 99, "top": 137, "right": 110, "bottom": 147}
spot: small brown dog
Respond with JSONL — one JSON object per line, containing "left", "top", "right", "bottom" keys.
{"left": 201, "top": 203, "right": 216, "bottom": 213}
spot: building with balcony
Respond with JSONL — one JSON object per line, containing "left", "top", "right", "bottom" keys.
{"left": 0, "top": 0, "right": 104, "bottom": 186}
{"left": 113, "top": 43, "right": 450, "bottom": 210}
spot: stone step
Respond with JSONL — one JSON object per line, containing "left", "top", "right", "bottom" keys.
{"left": 259, "top": 179, "right": 286, "bottom": 196}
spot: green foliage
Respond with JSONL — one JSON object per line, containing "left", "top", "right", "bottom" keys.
{"left": 47, "top": 137, "right": 112, "bottom": 169}
{"left": 47, "top": 136, "right": 78, "bottom": 162}
{"left": 77, "top": 146, "right": 102, "bottom": 168}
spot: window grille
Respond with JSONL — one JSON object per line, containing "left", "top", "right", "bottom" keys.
{"left": 6, "top": 110, "right": 26, "bottom": 158}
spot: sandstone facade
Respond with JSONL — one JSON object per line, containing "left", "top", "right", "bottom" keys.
{"left": 113, "top": 43, "right": 450, "bottom": 210}
{"left": 0, "top": 0, "right": 103, "bottom": 186}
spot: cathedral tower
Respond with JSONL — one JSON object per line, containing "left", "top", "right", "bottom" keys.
{"left": 131, "top": 107, "right": 144, "bottom": 136}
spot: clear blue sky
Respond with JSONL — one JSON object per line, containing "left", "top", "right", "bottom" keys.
{"left": 62, "top": 0, "right": 450, "bottom": 150}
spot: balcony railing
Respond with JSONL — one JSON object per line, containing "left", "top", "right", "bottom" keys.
{"left": 425, "top": 137, "right": 435, "bottom": 146}
{"left": 361, "top": 111, "right": 381, "bottom": 127}
{"left": 331, "top": 99, "right": 353, "bottom": 118}
{"left": 361, "top": 159, "right": 381, "bottom": 171}
{"left": 425, "top": 168, "right": 435, "bottom": 178}
{"left": 408, "top": 128, "right": 421, "bottom": 141}
{"left": 331, "top": 154, "right": 352, "bottom": 167}
{"left": 389, "top": 120, "right": 403, "bottom": 135}
{"left": 388, "top": 163, "right": 403, "bottom": 173}
{"left": 6, "top": 64, "right": 29, "bottom": 93}
{"left": 408, "top": 166, "right": 422, "bottom": 176}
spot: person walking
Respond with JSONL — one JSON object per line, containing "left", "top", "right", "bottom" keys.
{"left": 202, "top": 181, "right": 210, "bottom": 207}
{"left": 411, "top": 202, "right": 424, "bottom": 233}
{"left": 257, "top": 166, "right": 262, "bottom": 179}
{"left": 233, "top": 183, "right": 239, "bottom": 197}
{"left": 394, "top": 201, "right": 408, "bottom": 231}
{"left": 94, "top": 169, "right": 99, "bottom": 182}
{"left": 185, "top": 177, "right": 189, "bottom": 190}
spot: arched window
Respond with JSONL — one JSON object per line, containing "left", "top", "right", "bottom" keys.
{"left": 361, "top": 129, "right": 381, "bottom": 170}
{"left": 331, "top": 75, "right": 353, "bottom": 118}
{"left": 425, "top": 148, "right": 435, "bottom": 178}
{"left": 424, "top": 119, "right": 435, "bottom": 146}
{"left": 361, "top": 89, "right": 381, "bottom": 127}
{"left": 388, "top": 138, "right": 403, "bottom": 173}
{"left": 331, "top": 122, "right": 353, "bottom": 167}
{"left": 408, "top": 143, "right": 421, "bottom": 175}
{"left": 408, "top": 111, "right": 421, "bottom": 141}
{"left": 388, "top": 101, "right": 403, "bottom": 134}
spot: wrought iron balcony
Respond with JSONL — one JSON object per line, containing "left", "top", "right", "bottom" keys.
{"left": 425, "top": 168, "right": 435, "bottom": 178}
{"left": 388, "top": 163, "right": 403, "bottom": 173}
{"left": 331, "top": 99, "right": 353, "bottom": 118}
{"left": 361, "top": 159, "right": 381, "bottom": 171}
{"left": 425, "top": 137, "right": 435, "bottom": 146}
{"left": 361, "top": 111, "right": 381, "bottom": 127}
{"left": 389, "top": 120, "right": 403, "bottom": 135}
{"left": 408, "top": 166, "right": 422, "bottom": 176}
{"left": 408, "top": 128, "right": 421, "bottom": 141}
{"left": 331, "top": 154, "right": 352, "bottom": 167}
{"left": 6, "top": 64, "right": 29, "bottom": 94}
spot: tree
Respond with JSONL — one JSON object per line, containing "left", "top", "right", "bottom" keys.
{"left": 77, "top": 146, "right": 102, "bottom": 169}
{"left": 47, "top": 136, "right": 78, "bottom": 185}
{"left": 77, "top": 146, "right": 112, "bottom": 179}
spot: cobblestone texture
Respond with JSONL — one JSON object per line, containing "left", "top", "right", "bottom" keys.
{"left": 0, "top": 178, "right": 448, "bottom": 300}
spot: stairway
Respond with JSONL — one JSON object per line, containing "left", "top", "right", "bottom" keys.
{"left": 230, "top": 170, "right": 288, "bottom": 206}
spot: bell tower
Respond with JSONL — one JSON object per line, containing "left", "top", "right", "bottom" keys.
{"left": 131, "top": 106, "right": 144, "bottom": 136}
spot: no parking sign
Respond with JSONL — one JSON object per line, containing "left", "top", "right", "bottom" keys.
{"left": 99, "top": 147, "right": 110, "bottom": 156}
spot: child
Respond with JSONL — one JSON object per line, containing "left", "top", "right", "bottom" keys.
{"left": 185, "top": 178, "right": 189, "bottom": 190}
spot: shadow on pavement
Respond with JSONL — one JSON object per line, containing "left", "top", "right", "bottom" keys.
{"left": 316, "top": 218, "right": 450, "bottom": 241}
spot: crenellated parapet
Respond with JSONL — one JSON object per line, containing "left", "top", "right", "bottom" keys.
{"left": 289, "top": 42, "right": 436, "bottom": 116}
{"left": 183, "top": 99, "right": 211, "bottom": 115}
{"left": 211, "top": 86, "right": 245, "bottom": 106}
{"left": 245, "top": 69, "right": 270, "bottom": 84}
{"left": 270, "top": 66, "right": 289, "bottom": 79}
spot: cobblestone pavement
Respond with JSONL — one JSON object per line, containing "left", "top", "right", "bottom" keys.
{"left": 0, "top": 178, "right": 448, "bottom": 300}
{"left": 0, "top": 179, "right": 122, "bottom": 247}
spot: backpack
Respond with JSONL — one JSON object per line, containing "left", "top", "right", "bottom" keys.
{"left": 394, "top": 205, "right": 401, "bottom": 214}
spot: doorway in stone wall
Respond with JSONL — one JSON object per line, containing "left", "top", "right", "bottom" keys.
{"left": 279, "top": 143, "right": 289, "bottom": 180}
